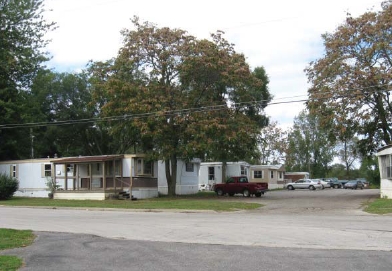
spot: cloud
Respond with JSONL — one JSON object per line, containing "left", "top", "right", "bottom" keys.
{"left": 43, "top": 0, "right": 383, "bottom": 128}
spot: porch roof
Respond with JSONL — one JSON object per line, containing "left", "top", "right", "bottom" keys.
{"left": 52, "top": 155, "right": 124, "bottom": 164}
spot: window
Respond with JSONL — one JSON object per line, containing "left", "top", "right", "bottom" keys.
{"left": 144, "top": 161, "right": 153, "bottom": 175}
{"left": 241, "top": 165, "right": 247, "bottom": 176}
{"left": 208, "top": 167, "right": 215, "bottom": 181}
{"left": 270, "top": 170, "right": 274, "bottom": 179}
{"left": 385, "top": 155, "right": 392, "bottom": 179}
{"left": 239, "top": 177, "right": 247, "bottom": 183}
{"left": 185, "top": 163, "right": 194, "bottom": 172}
{"left": 279, "top": 171, "right": 283, "bottom": 179}
{"left": 254, "top": 170, "right": 262, "bottom": 178}
{"left": 115, "top": 160, "right": 121, "bottom": 175}
{"left": 11, "top": 165, "right": 18, "bottom": 178}
{"left": 107, "top": 160, "right": 121, "bottom": 176}
{"left": 42, "top": 164, "right": 52, "bottom": 177}
{"left": 380, "top": 154, "right": 392, "bottom": 179}
{"left": 136, "top": 158, "right": 153, "bottom": 176}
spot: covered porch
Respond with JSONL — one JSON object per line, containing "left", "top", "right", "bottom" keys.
{"left": 51, "top": 154, "right": 158, "bottom": 200}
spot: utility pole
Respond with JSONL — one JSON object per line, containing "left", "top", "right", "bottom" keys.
{"left": 30, "top": 128, "right": 34, "bottom": 159}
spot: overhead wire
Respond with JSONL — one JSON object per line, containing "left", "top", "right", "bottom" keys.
{"left": 0, "top": 84, "right": 389, "bottom": 130}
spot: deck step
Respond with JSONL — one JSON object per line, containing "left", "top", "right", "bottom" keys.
{"left": 118, "top": 191, "right": 137, "bottom": 200}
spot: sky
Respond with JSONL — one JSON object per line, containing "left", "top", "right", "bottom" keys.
{"left": 43, "top": 0, "right": 384, "bottom": 130}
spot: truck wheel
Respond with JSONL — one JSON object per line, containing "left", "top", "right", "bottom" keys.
{"left": 243, "top": 189, "right": 250, "bottom": 197}
{"left": 216, "top": 189, "right": 224, "bottom": 196}
{"left": 287, "top": 185, "right": 294, "bottom": 190}
{"left": 255, "top": 193, "right": 262, "bottom": 197}
{"left": 309, "top": 185, "right": 315, "bottom": 190}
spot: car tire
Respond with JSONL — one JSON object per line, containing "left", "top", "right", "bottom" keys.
{"left": 287, "top": 185, "right": 294, "bottom": 190}
{"left": 334, "top": 184, "right": 339, "bottom": 189}
{"left": 243, "top": 189, "right": 250, "bottom": 197}
{"left": 309, "top": 185, "right": 315, "bottom": 190}
{"left": 216, "top": 189, "right": 224, "bottom": 196}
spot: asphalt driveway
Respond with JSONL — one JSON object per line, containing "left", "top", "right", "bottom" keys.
{"left": 1, "top": 189, "right": 392, "bottom": 270}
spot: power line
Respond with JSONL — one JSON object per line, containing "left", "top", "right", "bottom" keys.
{"left": 0, "top": 84, "right": 389, "bottom": 130}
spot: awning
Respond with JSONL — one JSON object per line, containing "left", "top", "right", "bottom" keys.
{"left": 51, "top": 155, "right": 124, "bottom": 164}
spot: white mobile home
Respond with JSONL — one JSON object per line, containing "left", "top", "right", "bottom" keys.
{"left": 0, "top": 154, "right": 159, "bottom": 200}
{"left": 158, "top": 158, "right": 201, "bottom": 195}
{"left": 377, "top": 145, "right": 392, "bottom": 199}
{"left": 199, "top": 161, "right": 250, "bottom": 189}
{"left": 249, "top": 165, "right": 285, "bottom": 189}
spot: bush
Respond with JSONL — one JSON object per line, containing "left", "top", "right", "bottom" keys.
{"left": 0, "top": 173, "right": 19, "bottom": 200}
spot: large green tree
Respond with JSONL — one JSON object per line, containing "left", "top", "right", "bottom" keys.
{"left": 258, "top": 121, "right": 287, "bottom": 165}
{"left": 306, "top": 0, "right": 392, "bottom": 155}
{"left": 285, "top": 110, "right": 335, "bottom": 177}
{"left": 90, "top": 18, "right": 270, "bottom": 195}
{"left": 27, "top": 70, "right": 109, "bottom": 158}
{"left": 0, "top": 0, "right": 55, "bottom": 160}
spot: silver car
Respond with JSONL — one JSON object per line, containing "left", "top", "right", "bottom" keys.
{"left": 312, "top": 178, "right": 331, "bottom": 189}
{"left": 285, "top": 179, "right": 322, "bottom": 190}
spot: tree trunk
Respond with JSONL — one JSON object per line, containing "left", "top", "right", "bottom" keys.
{"left": 165, "top": 155, "right": 177, "bottom": 196}
{"left": 221, "top": 161, "right": 227, "bottom": 183}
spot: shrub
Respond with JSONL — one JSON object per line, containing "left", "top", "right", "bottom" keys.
{"left": 0, "top": 173, "right": 19, "bottom": 200}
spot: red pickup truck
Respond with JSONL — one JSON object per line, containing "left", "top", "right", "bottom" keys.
{"left": 213, "top": 176, "right": 268, "bottom": 197}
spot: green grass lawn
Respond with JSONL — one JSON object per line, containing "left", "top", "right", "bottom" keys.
{"left": 0, "top": 192, "right": 262, "bottom": 212}
{"left": 0, "top": 229, "right": 35, "bottom": 271}
{"left": 364, "top": 198, "right": 392, "bottom": 214}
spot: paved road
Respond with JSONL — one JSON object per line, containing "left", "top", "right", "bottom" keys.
{"left": 1, "top": 189, "right": 392, "bottom": 270}
{"left": 2, "top": 232, "right": 392, "bottom": 271}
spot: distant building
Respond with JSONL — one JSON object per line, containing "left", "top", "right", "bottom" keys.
{"left": 199, "top": 161, "right": 250, "bottom": 189}
{"left": 158, "top": 158, "right": 201, "bottom": 195}
{"left": 249, "top": 165, "right": 286, "bottom": 189}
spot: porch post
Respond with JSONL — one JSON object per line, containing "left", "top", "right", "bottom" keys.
{"left": 120, "top": 159, "right": 123, "bottom": 190}
{"left": 64, "top": 164, "right": 68, "bottom": 190}
{"left": 89, "top": 164, "right": 92, "bottom": 191}
{"left": 113, "top": 160, "right": 116, "bottom": 192}
{"left": 52, "top": 163, "right": 57, "bottom": 190}
{"left": 102, "top": 161, "right": 106, "bottom": 191}
{"left": 76, "top": 164, "right": 79, "bottom": 191}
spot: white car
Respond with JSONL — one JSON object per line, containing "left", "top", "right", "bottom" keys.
{"left": 312, "top": 178, "right": 331, "bottom": 189}
{"left": 285, "top": 179, "right": 322, "bottom": 190}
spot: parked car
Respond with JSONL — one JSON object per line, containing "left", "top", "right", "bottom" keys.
{"left": 344, "top": 180, "right": 364, "bottom": 190}
{"left": 356, "top": 178, "right": 369, "bottom": 188}
{"left": 285, "top": 179, "right": 322, "bottom": 190}
{"left": 327, "top": 180, "right": 343, "bottom": 189}
{"left": 313, "top": 179, "right": 331, "bottom": 189}
{"left": 339, "top": 180, "right": 349, "bottom": 186}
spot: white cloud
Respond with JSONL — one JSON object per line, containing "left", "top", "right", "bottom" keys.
{"left": 43, "top": 0, "right": 383, "bottom": 129}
